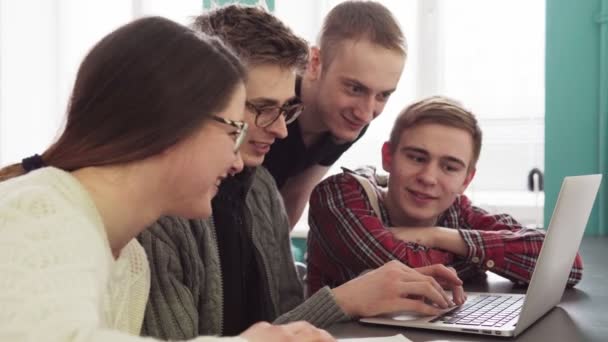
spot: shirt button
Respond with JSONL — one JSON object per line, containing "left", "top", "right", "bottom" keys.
{"left": 471, "top": 257, "right": 480, "bottom": 264}
{"left": 486, "top": 260, "right": 495, "bottom": 268}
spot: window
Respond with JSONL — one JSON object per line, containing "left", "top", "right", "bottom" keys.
{"left": 276, "top": 0, "right": 546, "bottom": 236}
{"left": 0, "top": 0, "right": 546, "bottom": 232}
{"left": 440, "top": 0, "right": 545, "bottom": 227}
{"left": 0, "top": 0, "right": 201, "bottom": 166}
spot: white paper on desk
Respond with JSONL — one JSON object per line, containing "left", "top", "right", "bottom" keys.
{"left": 338, "top": 334, "right": 412, "bottom": 342}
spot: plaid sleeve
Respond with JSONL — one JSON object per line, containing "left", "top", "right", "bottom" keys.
{"left": 450, "top": 196, "right": 583, "bottom": 287}
{"left": 306, "top": 172, "right": 454, "bottom": 295}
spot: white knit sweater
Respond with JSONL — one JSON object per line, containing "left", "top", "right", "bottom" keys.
{"left": 0, "top": 167, "right": 243, "bottom": 342}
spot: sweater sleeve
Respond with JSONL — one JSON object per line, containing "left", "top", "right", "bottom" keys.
{"left": 0, "top": 184, "right": 242, "bottom": 342}
{"left": 137, "top": 217, "right": 203, "bottom": 340}
{"left": 252, "top": 167, "right": 350, "bottom": 328}
{"left": 273, "top": 287, "right": 350, "bottom": 328}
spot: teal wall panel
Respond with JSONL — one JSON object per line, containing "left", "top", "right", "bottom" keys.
{"left": 545, "top": 0, "right": 607, "bottom": 235}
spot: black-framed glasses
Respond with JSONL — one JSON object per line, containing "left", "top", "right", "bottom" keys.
{"left": 246, "top": 98, "right": 304, "bottom": 128}
{"left": 211, "top": 115, "right": 248, "bottom": 153}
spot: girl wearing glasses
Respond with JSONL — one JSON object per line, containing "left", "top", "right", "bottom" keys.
{"left": 0, "top": 16, "right": 331, "bottom": 342}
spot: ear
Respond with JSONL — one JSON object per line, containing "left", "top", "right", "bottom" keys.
{"left": 381, "top": 142, "right": 393, "bottom": 173}
{"left": 458, "top": 168, "right": 476, "bottom": 194}
{"left": 305, "top": 46, "right": 322, "bottom": 81}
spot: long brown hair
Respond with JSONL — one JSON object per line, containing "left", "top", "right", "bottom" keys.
{"left": 0, "top": 16, "right": 245, "bottom": 182}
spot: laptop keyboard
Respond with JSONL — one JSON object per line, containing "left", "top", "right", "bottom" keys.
{"left": 430, "top": 295, "right": 524, "bottom": 327}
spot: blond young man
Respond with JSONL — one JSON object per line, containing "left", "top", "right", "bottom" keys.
{"left": 307, "top": 96, "right": 584, "bottom": 295}
{"left": 263, "top": 1, "right": 407, "bottom": 227}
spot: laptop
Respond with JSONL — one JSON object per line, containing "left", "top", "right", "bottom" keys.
{"left": 360, "top": 174, "right": 602, "bottom": 338}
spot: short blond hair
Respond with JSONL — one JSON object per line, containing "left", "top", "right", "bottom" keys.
{"left": 318, "top": 1, "right": 406, "bottom": 67}
{"left": 389, "top": 96, "right": 483, "bottom": 169}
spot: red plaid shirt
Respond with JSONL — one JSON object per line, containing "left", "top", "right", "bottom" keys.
{"left": 306, "top": 167, "right": 583, "bottom": 295}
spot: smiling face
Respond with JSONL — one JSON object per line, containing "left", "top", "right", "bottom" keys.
{"left": 239, "top": 64, "right": 298, "bottom": 167}
{"left": 382, "top": 123, "right": 476, "bottom": 226}
{"left": 307, "top": 39, "right": 405, "bottom": 142}
{"left": 162, "top": 83, "right": 246, "bottom": 219}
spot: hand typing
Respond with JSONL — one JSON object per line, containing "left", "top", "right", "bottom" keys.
{"left": 332, "top": 261, "right": 464, "bottom": 317}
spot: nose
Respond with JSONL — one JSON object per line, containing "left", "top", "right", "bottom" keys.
{"left": 353, "top": 96, "right": 378, "bottom": 124}
{"left": 417, "top": 163, "right": 439, "bottom": 187}
{"left": 265, "top": 114, "right": 288, "bottom": 139}
{"left": 229, "top": 151, "right": 245, "bottom": 175}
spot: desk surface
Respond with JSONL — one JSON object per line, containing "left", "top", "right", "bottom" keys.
{"left": 328, "top": 237, "right": 608, "bottom": 342}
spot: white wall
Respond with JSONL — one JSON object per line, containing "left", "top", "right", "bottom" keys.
{"left": 1, "top": 0, "right": 61, "bottom": 165}
{"left": 0, "top": 0, "right": 200, "bottom": 166}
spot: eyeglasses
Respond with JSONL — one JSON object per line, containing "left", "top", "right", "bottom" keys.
{"left": 211, "top": 115, "right": 249, "bottom": 153}
{"left": 246, "top": 98, "right": 304, "bottom": 128}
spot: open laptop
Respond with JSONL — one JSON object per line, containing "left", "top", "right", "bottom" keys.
{"left": 360, "top": 174, "right": 602, "bottom": 338}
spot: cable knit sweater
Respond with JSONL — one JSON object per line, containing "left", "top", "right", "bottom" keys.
{"left": 0, "top": 167, "right": 243, "bottom": 342}
{"left": 139, "top": 166, "right": 349, "bottom": 340}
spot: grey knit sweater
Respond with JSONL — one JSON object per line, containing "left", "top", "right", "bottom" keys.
{"left": 138, "top": 167, "right": 349, "bottom": 340}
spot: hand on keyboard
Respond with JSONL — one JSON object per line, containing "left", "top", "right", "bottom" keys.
{"left": 416, "top": 265, "right": 467, "bottom": 305}
{"left": 332, "top": 262, "right": 465, "bottom": 317}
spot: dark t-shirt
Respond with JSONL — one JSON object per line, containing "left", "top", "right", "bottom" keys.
{"left": 263, "top": 120, "right": 368, "bottom": 188}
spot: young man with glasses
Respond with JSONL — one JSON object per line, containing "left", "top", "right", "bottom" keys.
{"left": 263, "top": 1, "right": 408, "bottom": 228}
{"left": 138, "top": 5, "right": 464, "bottom": 341}
{"left": 138, "top": 7, "right": 327, "bottom": 340}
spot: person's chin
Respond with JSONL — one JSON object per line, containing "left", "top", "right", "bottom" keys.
{"left": 178, "top": 202, "right": 213, "bottom": 220}
{"left": 242, "top": 151, "right": 264, "bottom": 168}
{"left": 403, "top": 205, "right": 436, "bottom": 224}
{"left": 198, "top": 206, "right": 213, "bottom": 219}
{"left": 331, "top": 128, "right": 361, "bottom": 143}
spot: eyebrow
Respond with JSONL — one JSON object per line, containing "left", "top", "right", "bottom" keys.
{"left": 340, "top": 77, "right": 370, "bottom": 93}
{"left": 248, "top": 96, "right": 298, "bottom": 107}
{"left": 340, "top": 77, "right": 397, "bottom": 94}
{"left": 401, "top": 146, "right": 468, "bottom": 168}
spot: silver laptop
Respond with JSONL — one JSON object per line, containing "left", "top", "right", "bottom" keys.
{"left": 360, "top": 174, "right": 602, "bottom": 338}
